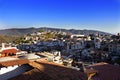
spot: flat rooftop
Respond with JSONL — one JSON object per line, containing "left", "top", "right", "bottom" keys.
{"left": 0, "top": 57, "right": 18, "bottom": 62}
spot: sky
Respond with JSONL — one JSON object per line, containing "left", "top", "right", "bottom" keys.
{"left": 0, "top": 0, "right": 120, "bottom": 33}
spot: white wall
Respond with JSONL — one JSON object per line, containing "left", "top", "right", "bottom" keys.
{"left": 0, "top": 65, "right": 18, "bottom": 75}
{"left": 0, "top": 64, "right": 32, "bottom": 80}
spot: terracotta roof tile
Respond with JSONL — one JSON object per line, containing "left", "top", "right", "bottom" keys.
{"left": 0, "top": 59, "right": 29, "bottom": 67}
{"left": 0, "top": 48, "right": 18, "bottom": 54}
{"left": 10, "top": 59, "right": 87, "bottom": 80}
{"left": 89, "top": 62, "right": 120, "bottom": 80}
{"left": 10, "top": 68, "right": 53, "bottom": 80}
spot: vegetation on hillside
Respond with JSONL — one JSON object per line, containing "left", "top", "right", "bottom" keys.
{"left": 0, "top": 35, "right": 20, "bottom": 44}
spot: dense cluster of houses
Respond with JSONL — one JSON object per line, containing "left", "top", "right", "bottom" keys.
{"left": 0, "top": 30, "right": 120, "bottom": 65}
{"left": 14, "top": 31, "right": 120, "bottom": 65}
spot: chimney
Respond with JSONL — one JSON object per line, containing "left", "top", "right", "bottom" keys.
{"left": 76, "top": 62, "right": 85, "bottom": 72}
{"left": 2, "top": 43, "right": 5, "bottom": 49}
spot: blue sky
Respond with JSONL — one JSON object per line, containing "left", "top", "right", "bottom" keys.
{"left": 0, "top": 0, "right": 120, "bottom": 33}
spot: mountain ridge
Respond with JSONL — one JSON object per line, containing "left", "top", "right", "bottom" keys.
{"left": 0, "top": 27, "right": 111, "bottom": 36}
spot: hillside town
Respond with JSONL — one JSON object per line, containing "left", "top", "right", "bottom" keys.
{"left": 0, "top": 30, "right": 120, "bottom": 80}
{"left": 0, "top": 0, "right": 119, "bottom": 79}
{"left": 15, "top": 30, "right": 120, "bottom": 65}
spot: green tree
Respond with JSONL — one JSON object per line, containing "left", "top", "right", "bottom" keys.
{"left": 45, "top": 32, "right": 53, "bottom": 40}
{"left": 55, "top": 34, "right": 63, "bottom": 38}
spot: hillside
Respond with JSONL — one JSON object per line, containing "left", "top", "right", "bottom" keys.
{"left": 0, "top": 28, "right": 37, "bottom": 36}
{"left": 0, "top": 27, "right": 111, "bottom": 36}
{"left": 0, "top": 35, "right": 20, "bottom": 44}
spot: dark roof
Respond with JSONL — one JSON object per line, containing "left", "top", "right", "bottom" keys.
{"left": 10, "top": 59, "right": 87, "bottom": 80}
{"left": 10, "top": 68, "right": 53, "bottom": 80}
{"left": 88, "top": 62, "right": 120, "bottom": 80}
{"left": 84, "top": 68, "right": 98, "bottom": 76}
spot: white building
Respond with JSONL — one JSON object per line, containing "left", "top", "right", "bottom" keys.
{"left": 71, "top": 34, "right": 85, "bottom": 39}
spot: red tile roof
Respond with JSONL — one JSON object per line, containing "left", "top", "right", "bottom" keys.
{"left": 0, "top": 59, "right": 29, "bottom": 68}
{"left": 10, "top": 58, "right": 87, "bottom": 80}
{"left": 0, "top": 48, "right": 18, "bottom": 54}
{"left": 10, "top": 68, "right": 53, "bottom": 80}
{"left": 88, "top": 62, "right": 120, "bottom": 80}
